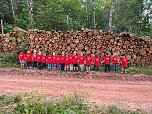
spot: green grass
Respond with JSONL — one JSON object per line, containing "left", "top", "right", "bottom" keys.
{"left": 0, "top": 94, "right": 148, "bottom": 114}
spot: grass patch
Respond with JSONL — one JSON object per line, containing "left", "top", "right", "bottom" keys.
{"left": 0, "top": 94, "right": 148, "bottom": 114}
{"left": 0, "top": 53, "right": 19, "bottom": 67}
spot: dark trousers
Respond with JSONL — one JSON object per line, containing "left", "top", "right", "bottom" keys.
{"left": 27, "top": 62, "right": 32, "bottom": 68}
{"left": 33, "top": 62, "right": 37, "bottom": 68}
{"left": 94, "top": 66, "right": 99, "bottom": 71}
{"left": 42, "top": 63, "right": 46, "bottom": 69}
{"left": 105, "top": 64, "right": 110, "bottom": 72}
{"left": 61, "top": 63, "right": 65, "bottom": 71}
{"left": 38, "top": 62, "right": 42, "bottom": 69}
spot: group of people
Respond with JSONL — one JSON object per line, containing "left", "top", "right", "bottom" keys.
{"left": 18, "top": 50, "right": 128, "bottom": 74}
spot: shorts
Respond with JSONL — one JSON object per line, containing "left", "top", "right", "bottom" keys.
{"left": 20, "top": 60, "right": 25, "bottom": 63}
{"left": 79, "top": 64, "right": 84, "bottom": 68}
{"left": 70, "top": 64, "right": 73, "bottom": 71}
{"left": 52, "top": 64, "right": 56, "bottom": 67}
{"left": 73, "top": 64, "right": 78, "bottom": 67}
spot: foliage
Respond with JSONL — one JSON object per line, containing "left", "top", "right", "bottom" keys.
{"left": 0, "top": 94, "right": 148, "bottom": 114}
{"left": 0, "top": 53, "right": 19, "bottom": 67}
{"left": 0, "top": 0, "right": 152, "bottom": 37}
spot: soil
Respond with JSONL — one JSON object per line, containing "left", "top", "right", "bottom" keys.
{"left": 0, "top": 68, "right": 152, "bottom": 112}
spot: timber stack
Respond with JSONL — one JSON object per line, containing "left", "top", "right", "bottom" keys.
{"left": 0, "top": 29, "right": 152, "bottom": 66}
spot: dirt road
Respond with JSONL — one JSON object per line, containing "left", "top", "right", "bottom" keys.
{"left": 0, "top": 68, "right": 152, "bottom": 112}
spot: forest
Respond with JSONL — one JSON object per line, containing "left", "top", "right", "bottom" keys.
{"left": 0, "top": 0, "right": 152, "bottom": 37}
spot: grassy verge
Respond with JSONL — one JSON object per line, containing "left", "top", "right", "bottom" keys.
{"left": 0, "top": 94, "right": 148, "bottom": 114}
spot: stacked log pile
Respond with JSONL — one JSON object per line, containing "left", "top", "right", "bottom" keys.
{"left": 0, "top": 29, "right": 152, "bottom": 66}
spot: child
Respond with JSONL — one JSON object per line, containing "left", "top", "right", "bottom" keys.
{"left": 42, "top": 53, "right": 47, "bottom": 69}
{"left": 94, "top": 53, "right": 101, "bottom": 72}
{"left": 73, "top": 51, "right": 79, "bottom": 72}
{"left": 37, "top": 51, "right": 42, "bottom": 70}
{"left": 25, "top": 51, "right": 32, "bottom": 69}
{"left": 69, "top": 52, "right": 74, "bottom": 71}
{"left": 86, "top": 53, "right": 92, "bottom": 74}
{"left": 104, "top": 52, "right": 110, "bottom": 72}
{"left": 18, "top": 51, "right": 25, "bottom": 69}
{"left": 112, "top": 53, "right": 118, "bottom": 72}
{"left": 61, "top": 52, "right": 65, "bottom": 71}
{"left": 79, "top": 52, "right": 85, "bottom": 72}
{"left": 56, "top": 54, "right": 61, "bottom": 72}
{"left": 47, "top": 53, "right": 52, "bottom": 71}
{"left": 32, "top": 50, "right": 37, "bottom": 69}
{"left": 120, "top": 54, "right": 128, "bottom": 74}
{"left": 64, "top": 53, "right": 69, "bottom": 71}
{"left": 52, "top": 52, "right": 56, "bottom": 70}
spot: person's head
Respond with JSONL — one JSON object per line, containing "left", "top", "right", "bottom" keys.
{"left": 122, "top": 53, "right": 125, "bottom": 57}
{"left": 62, "top": 52, "right": 65, "bottom": 56}
{"left": 113, "top": 53, "right": 116, "bottom": 56}
{"left": 74, "top": 51, "right": 77, "bottom": 55}
{"left": 38, "top": 51, "right": 42, "bottom": 55}
{"left": 53, "top": 52, "right": 55, "bottom": 56}
{"left": 27, "top": 50, "right": 30, "bottom": 53}
{"left": 106, "top": 52, "right": 109, "bottom": 55}
{"left": 43, "top": 53, "right": 46, "bottom": 56}
{"left": 95, "top": 53, "right": 98, "bottom": 57}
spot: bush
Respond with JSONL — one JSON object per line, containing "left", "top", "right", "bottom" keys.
{"left": 0, "top": 53, "right": 19, "bottom": 67}
{"left": 0, "top": 94, "right": 148, "bottom": 114}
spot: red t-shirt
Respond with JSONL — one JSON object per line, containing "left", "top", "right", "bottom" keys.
{"left": 94, "top": 57, "right": 100, "bottom": 66}
{"left": 42, "top": 56, "right": 47, "bottom": 63}
{"left": 79, "top": 56, "right": 84, "bottom": 64}
{"left": 61, "top": 56, "right": 65, "bottom": 63}
{"left": 68, "top": 55, "right": 73, "bottom": 64}
{"left": 86, "top": 56, "right": 92, "bottom": 66}
{"left": 104, "top": 55, "right": 110, "bottom": 64}
{"left": 56, "top": 56, "right": 61, "bottom": 65}
{"left": 65, "top": 56, "right": 69, "bottom": 66}
{"left": 112, "top": 56, "right": 118, "bottom": 64}
{"left": 73, "top": 55, "right": 79, "bottom": 64}
{"left": 121, "top": 57, "right": 127, "bottom": 68}
{"left": 26, "top": 53, "right": 32, "bottom": 62}
{"left": 52, "top": 56, "right": 56, "bottom": 64}
{"left": 18, "top": 52, "right": 25, "bottom": 61}
{"left": 32, "top": 54, "right": 37, "bottom": 62}
{"left": 37, "top": 54, "right": 42, "bottom": 62}
{"left": 47, "top": 55, "right": 52, "bottom": 64}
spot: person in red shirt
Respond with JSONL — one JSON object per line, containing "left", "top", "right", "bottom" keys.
{"left": 56, "top": 54, "right": 61, "bottom": 72}
{"left": 61, "top": 52, "right": 65, "bottom": 71}
{"left": 18, "top": 51, "right": 25, "bottom": 69}
{"left": 93, "top": 53, "right": 101, "bottom": 72}
{"left": 25, "top": 51, "right": 32, "bottom": 69}
{"left": 120, "top": 54, "right": 128, "bottom": 74}
{"left": 47, "top": 53, "right": 52, "bottom": 71}
{"left": 86, "top": 53, "right": 92, "bottom": 74}
{"left": 69, "top": 52, "right": 74, "bottom": 71}
{"left": 79, "top": 52, "right": 85, "bottom": 72}
{"left": 32, "top": 50, "right": 37, "bottom": 69}
{"left": 52, "top": 52, "right": 56, "bottom": 70}
{"left": 112, "top": 53, "right": 118, "bottom": 72}
{"left": 37, "top": 51, "right": 42, "bottom": 69}
{"left": 73, "top": 51, "right": 79, "bottom": 72}
{"left": 104, "top": 52, "right": 110, "bottom": 72}
{"left": 42, "top": 53, "right": 47, "bottom": 69}
{"left": 64, "top": 53, "right": 69, "bottom": 71}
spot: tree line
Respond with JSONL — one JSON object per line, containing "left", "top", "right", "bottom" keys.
{"left": 0, "top": 0, "right": 152, "bottom": 37}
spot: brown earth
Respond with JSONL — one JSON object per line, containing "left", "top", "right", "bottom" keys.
{"left": 0, "top": 68, "right": 152, "bottom": 112}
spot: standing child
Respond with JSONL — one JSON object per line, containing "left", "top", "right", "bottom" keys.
{"left": 18, "top": 51, "right": 25, "bottom": 69}
{"left": 64, "top": 53, "right": 69, "bottom": 71}
{"left": 104, "top": 52, "right": 110, "bottom": 72}
{"left": 61, "top": 52, "right": 65, "bottom": 71}
{"left": 86, "top": 54, "right": 92, "bottom": 74}
{"left": 42, "top": 53, "right": 47, "bottom": 69}
{"left": 32, "top": 50, "right": 37, "bottom": 69}
{"left": 112, "top": 53, "right": 118, "bottom": 72}
{"left": 79, "top": 52, "right": 85, "bottom": 72}
{"left": 120, "top": 54, "right": 128, "bottom": 74}
{"left": 56, "top": 54, "right": 61, "bottom": 73}
{"left": 52, "top": 52, "right": 56, "bottom": 71}
{"left": 69, "top": 52, "right": 73, "bottom": 71}
{"left": 94, "top": 53, "right": 101, "bottom": 72}
{"left": 73, "top": 51, "right": 79, "bottom": 72}
{"left": 25, "top": 51, "right": 32, "bottom": 69}
{"left": 47, "top": 53, "right": 52, "bottom": 71}
{"left": 37, "top": 51, "right": 42, "bottom": 70}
